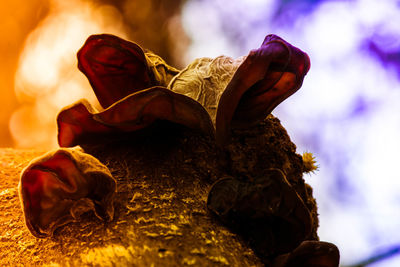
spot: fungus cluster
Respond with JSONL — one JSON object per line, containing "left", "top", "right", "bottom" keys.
{"left": 18, "top": 33, "right": 339, "bottom": 266}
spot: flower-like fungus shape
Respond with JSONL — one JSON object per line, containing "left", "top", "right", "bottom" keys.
{"left": 56, "top": 33, "right": 310, "bottom": 148}
{"left": 19, "top": 33, "right": 339, "bottom": 266}
{"left": 19, "top": 147, "right": 116, "bottom": 238}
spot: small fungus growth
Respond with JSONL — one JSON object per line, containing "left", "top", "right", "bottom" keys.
{"left": 19, "top": 147, "right": 116, "bottom": 238}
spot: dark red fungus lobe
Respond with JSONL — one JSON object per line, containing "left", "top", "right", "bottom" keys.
{"left": 207, "top": 169, "right": 312, "bottom": 257}
{"left": 57, "top": 87, "right": 214, "bottom": 147}
{"left": 19, "top": 148, "right": 116, "bottom": 238}
{"left": 77, "top": 34, "right": 155, "bottom": 108}
{"left": 94, "top": 86, "right": 215, "bottom": 136}
{"left": 273, "top": 241, "right": 340, "bottom": 267}
{"left": 216, "top": 34, "right": 310, "bottom": 147}
{"left": 57, "top": 100, "right": 114, "bottom": 147}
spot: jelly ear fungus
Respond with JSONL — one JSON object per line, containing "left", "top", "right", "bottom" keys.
{"left": 19, "top": 148, "right": 116, "bottom": 238}
{"left": 216, "top": 34, "right": 310, "bottom": 147}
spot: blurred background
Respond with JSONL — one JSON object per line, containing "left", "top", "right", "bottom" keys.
{"left": 1, "top": 0, "right": 400, "bottom": 266}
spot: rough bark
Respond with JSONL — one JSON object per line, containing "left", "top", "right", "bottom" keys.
{"left": 1, "top": 116, "right": 315, "bottom": 266}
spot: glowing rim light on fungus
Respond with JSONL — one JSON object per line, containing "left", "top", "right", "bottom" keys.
{"left": 11, "top": 0, "right": 127, "bottom": 149}
{"left": 181, "top": 0, "right": 400, "bottom": 266}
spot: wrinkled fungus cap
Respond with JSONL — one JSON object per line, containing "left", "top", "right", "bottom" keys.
{"left": 216, "top": 34, "right": 311, "bottom": 146}
{"left": 58, "top": 34, "right": 213, "bottom": 148}
{"left": 57, "top": 87, "right": 214, "bottom": 147}
{"left": 77, "top": 34, "right": 155, "bottom": 108}
{"left": 207, "top": 169, "right": 312, "bottom": 256}
{"left": 19, "top": 148, "right": 116, "bottom": 238}
{"left": 60, "top": 34, "right": 309, "bottom": 149}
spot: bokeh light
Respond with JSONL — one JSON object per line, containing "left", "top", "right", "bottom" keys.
{"left": 9, "top": 0, "right": 185, "bottom": 149}
{"left": 0, "top": 0, "right": 49, "bottom": 147}
{"left": 12, "top": 0, "right": 127, "bottom": 149}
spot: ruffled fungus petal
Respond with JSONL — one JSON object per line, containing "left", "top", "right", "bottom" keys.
{"left": 216, "top": 34, "right": 310, "bottom": 146}
{"left": 207, "top": 169, "right": 312, "bottom": 257}
{"left": 77, "top": 34, "right": 179, "bottom": 108}
{"left": 206, "top": 177, "right": 240, "bottom": 217}
{"left": 18, "top": 147, "right": 116, "bottom": 238}
{"left": 57, "top": 87, "right": 214, "bottom": 147}
{"left": 57, "top": 100, "right": 115, "bottom": 147}
{"left": 94, "top": 86, "right": 214, "bottom": 137}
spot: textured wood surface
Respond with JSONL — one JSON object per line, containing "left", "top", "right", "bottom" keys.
{"left": 0, "top": 117, "right": 313, "bottom": 266}
{"left": 0, "top": 130, "right": 263, "bottom": 266}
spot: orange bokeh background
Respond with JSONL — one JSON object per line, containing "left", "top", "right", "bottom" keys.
{"left": 0, "top": 0, "right": 49, "bottom": 147}
{"left": 1, "top": 0, "right": 187, "bottom": 149}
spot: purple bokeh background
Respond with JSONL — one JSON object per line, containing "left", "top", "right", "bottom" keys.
{"left": 182, "top": 0, "right": 400, "bottom": 266}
